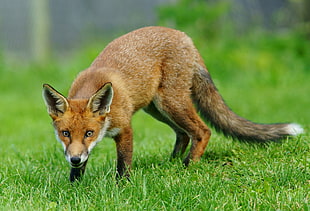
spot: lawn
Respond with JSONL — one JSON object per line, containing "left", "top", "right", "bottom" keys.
{"left": 0, "top": 30, "right": 309, "bottom": 210}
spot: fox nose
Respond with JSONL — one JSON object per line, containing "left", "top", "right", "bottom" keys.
{"left": 70, "top": 156, "right": 81, "bottom": 165}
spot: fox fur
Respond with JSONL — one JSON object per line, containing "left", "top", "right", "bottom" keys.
{"left": 43, "top": 26, "right": 303, "bottom": 181}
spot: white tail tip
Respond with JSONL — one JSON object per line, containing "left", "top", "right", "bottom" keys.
{"left": 286, "top": 123, "right": 304, "bottom": 136}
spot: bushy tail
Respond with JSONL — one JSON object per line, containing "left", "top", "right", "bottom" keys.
{"left": 192, "top": 68, "right": 303, "bottom": 142}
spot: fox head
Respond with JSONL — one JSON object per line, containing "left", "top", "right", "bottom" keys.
{"left": 42, "top": 83, "right": 113, "bottom": 168}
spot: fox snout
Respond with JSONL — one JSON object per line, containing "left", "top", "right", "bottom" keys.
{"left": 65, "top": 143, "right": 89, "bottom": 168}
{"left": 68, "top": 156, "right": 84, "bottom": 168}
{"left": 70, "top": 156, "right": 81, "bottom": 165}
{"left": 65, "top": 152, "right": 88, "bottom": 168}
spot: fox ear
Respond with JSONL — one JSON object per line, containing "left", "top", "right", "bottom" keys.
{"left": 42, "top": 84, "right": 69, "bottom": 117}
{"left": 87, "top": 82, "right": 114, "bottom": 115}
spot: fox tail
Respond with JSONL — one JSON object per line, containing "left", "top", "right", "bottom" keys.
{"left": 191, "top": 68, "right": 303, "bottom": 142}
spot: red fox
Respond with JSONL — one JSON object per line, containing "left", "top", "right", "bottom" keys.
{"left": 43, "top": 26, "right": 303, "bottom": 182}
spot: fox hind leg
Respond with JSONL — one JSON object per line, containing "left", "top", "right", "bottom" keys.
{"left": 152, "top": 94, "right": 211, "bottom": 166}
{"left": 171, "top": 132, "right": 190, "bottom": 159}
{"left": 143, "top": 102, "right": 190, "bottom": 158}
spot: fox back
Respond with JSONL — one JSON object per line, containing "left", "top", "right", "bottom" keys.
{"left": 43, "top": 26, "right": 303, "bottom": 182}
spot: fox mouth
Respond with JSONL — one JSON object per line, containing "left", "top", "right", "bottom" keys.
{"left": 70, "top": 159, "right": 87, "bottom": 168}
{"left": 70, "top": 162, "right": 85, "bottom": 168}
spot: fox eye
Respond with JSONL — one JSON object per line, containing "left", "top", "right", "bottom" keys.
{"left": 85, "top": 130, "right": 94, "bottom": 138}
{"left": 62, "top": 131, "right": 70, "bottom": 137}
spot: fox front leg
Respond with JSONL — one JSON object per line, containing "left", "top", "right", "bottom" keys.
{"left": 69, "top": 160, "right": 88, "bottom": 182}
{"left": 114, "top": 126, "right": 133, "bottom": 179}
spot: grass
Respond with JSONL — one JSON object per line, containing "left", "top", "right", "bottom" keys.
{"left": 0, "top": 31, "right": 309, "bottom": 210}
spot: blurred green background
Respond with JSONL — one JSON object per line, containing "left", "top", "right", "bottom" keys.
{"left": 1, "top": 0, "right": 309, "bottom": 63}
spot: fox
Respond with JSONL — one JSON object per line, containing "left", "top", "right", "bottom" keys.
{"left": 43, "top": 26, "right": 303, "bottom": 182}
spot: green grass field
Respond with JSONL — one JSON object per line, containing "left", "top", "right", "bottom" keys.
{"left": 0, "top": 32, "right": 309, "bottom": 210}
